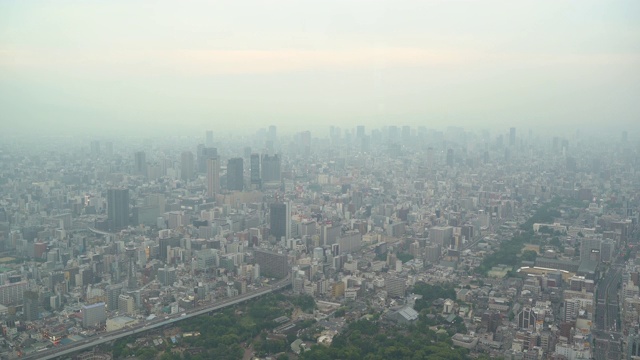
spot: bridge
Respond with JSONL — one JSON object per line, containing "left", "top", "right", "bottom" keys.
{"left": 21, "top": 276, "right": 290, "bottom": 360}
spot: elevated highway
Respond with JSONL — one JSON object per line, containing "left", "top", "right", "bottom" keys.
{"left": 21, "top": 276, "right": 290, "bottom": 360}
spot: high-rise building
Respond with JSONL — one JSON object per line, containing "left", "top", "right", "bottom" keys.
{"left": 23, "top": 290, "right": 39, "bottom": 321}
{"left": 206, "top": 130, "right": 214, "bottom": 147}
{"left": 106, "top": 284, "right": 123, "bottom": 312}
{"left": 107, "top": 189, "right": 130, "bottom": 231}
{"left": 82, "top": 302, "right": 106, "bottom": 328}
{"left": 517, "top": 307, "right": 537, "bottom": 330}
{"left": 430, "top": 226, "right": 453, "bottom": 248}
{"left": 253, "top": 248, "right": 288, "bottom": 279}
{"left": 446, "top": 149, "right": 454, "bottom": 167}
{"left": 385, "top": 275, "right": 406, "bottom": 298}
{"left": 198, "top": 146, "right": 218, "bottom": 173}
{"left": 134, "top": 151, "right": 147, "bottom": 176}
{"left": 206, "top": 157, "right": 220, "bottom": 198}
{"left": 270, "top": 202, "right": 290, "bottom": 241}
{"left": 118, "top": 294, "right": 135, "bottom": 315}
{"left": 180, "top": 151, "right": 195, "bottom": 181}
{"left": 0, "top": 281, "right": 27, "bottom": 305}
{"left": 227, "top": 158, "right": 244, "bottom": 191}
{"left": 261, "top": 154, "right": 281, "bottom": 185}
{"left": 356, "top": 125, "right": 365, "bottom": 138}
{"left": 510, "top": 127, "right": 516, "bottom": 146}
{"left": 250, "top": 153, "right": 261, "bottom": 188}
{"left": 157, "top": 267, "right": 177, "bottom": 286}
{"left": 126, "top": 245, "right": 137, "bottom": 290}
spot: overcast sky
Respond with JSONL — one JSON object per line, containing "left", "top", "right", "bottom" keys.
{"left": 1, "top": 0, "right": 639, "bottom": 137}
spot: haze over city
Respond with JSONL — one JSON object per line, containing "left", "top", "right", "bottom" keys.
{"left": 1, "top": 0, "right": 639, "bottom": 136}
{"left": 1, "top": 2, "right": 640, "bottom": 360}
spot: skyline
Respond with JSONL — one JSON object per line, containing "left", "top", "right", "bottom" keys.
{"left": 1, "top": 0, "right": 639, "bottom": 136}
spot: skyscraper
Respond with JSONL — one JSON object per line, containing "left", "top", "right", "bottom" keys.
{"left": 126, "top": 244, "right": 137, "bottom": 290}
{"left": 254, "top": 248, "right": 288, "bottom": 279}
{"left": 509, "top": 127, "right": 516, "bottom": 146}
{"left": 250, "top": 153, "right": 261, "bottom": 188}
{"left": 157, "top": 267, "right": 177, "bottom": 286}
{"left": 106, "top": 284, "right": 123, "bottom": 312}
{"left": 261, "top": 154, "right": 281, "bottom": 185}
{"left": 180, "top": 151, "right": 195, "bottom": 181}
{"left": 107, "top": 189, "right": 129, "bottom": 231}
{"left": 82, "top": 302, "right": 106, "bottom": 328}
{"left": 446, "top": 149, "right": 454, "bottom": 167}
{"left": 198, "top": 146, "right": 218, "bottom": 173}
{"left": 206, "top": 130, "right": 214, "bottom": 147}
{"left": 134, "top": 151, "right": 147, "bottom": 176}
{"left": 23, "top": 290, "right": 39, "bottom": 321}
{"left": 206, "top": 157, "right": 220, "bottom": 198}
{"left": 227, "top": 158, "right": 244, "bottom": 191}
{"left": 269, "top": 202, "right": 290, "bottom": 241}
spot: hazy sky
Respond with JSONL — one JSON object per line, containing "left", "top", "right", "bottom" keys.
{"left": 1, "top": 0, "right": 639, "bottom": 136}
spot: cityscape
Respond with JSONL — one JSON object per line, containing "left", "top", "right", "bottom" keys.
{"left": 1, "top": 1, "right": 640, "bottom": 359}
{"left": 0, "top": 126, "right": 638, "bottom": 360}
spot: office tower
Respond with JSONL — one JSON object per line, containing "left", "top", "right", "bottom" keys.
{"left": 126, "top": 245, "right": 137, "bottom": 290}
{"left": 261, "top": 154, "right": 281, "bottom": 185}
{"left": 23, "top": 290, "right": 39, "bottom": 321}
{"left": 157, "top": 267, "right": 176, "bottom": 286}
{"left": 622, "top": 131, "right": 628, "bottom": 143}
{"left": 299, "top": 130, "right": 311, "bottom": 156}
{"left": 338, "top": 230, "right": 362, "bottom": 254}
{"left": 198, "top": 146, "right": 218, "bottom": 173}
{"left": 385, "top": 275, "right": 406, "bottom": 298}
{"left": 106, "top": 284, "right": 123, "bottom": 311}
{"left": 250, "top": 153, "right": 261, "bottom": 188}
{"left": 118, "top": 294, "right": 135, "bottom": 315}
{"left": 206, "top": 130, "right": 214, "bottom": 147}
{"left": 269, "top": 202, "right": 290, "bottom": 241}
{"left": 227, "top": 158, "right": 244, "bottom": 191}
{"left": 82, "top": 302, "right": 107, "bottom": 328}
{"left": 580, "top": 238, "right": 601, "bottom": 262}
{"left": 510, "top": 127, "right": 516, "bottom": 146}
{"left": 180, "top": 151, "right": 195, "bottom": 181}
{"left": 206, "top": 157, "right": 220, "bottom": 198}
{"left": 430, "top": 226, "right": 453, "bottom": 248}
{"left": 134, "top": 151, "right": 147, "bottom": 176}
{"left": 402, "top": 126, "right": 411, "bottom": 141}
{"left": 107, "top": 189, "right": 130, "bottom": 231}
{"left": 253, "top": 248, "right": 288, "bottom": 279}
{"left": 90, "top": 141, "right": 100, "bottom": 156}
{"left": 426, "top": 147, "right": 435, "bottom": 168}
{"left": 517, "top": 307, "right": 537, "bottom": 330}
{"left": 482, "top": 310, "right": 501, "bottom": 333}
{"left": 446, "top": 149, "right": 454, "bottom": 166}
{"left": 356, "top": 125, "right": 365, "bottom": 138}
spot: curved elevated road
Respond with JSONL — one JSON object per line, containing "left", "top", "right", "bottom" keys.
{"left": 22, "top": 276, "right": 290, "bottom": 360}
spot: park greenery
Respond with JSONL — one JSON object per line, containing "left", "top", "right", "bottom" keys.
{"left": 112, "top": 293, "right": 294, "bottom": 360}
{"left": 299, "top": 318, "right": 472, "bottom": 360}
{"left": 476, "top": 198, "right": 563, "bottom": 275}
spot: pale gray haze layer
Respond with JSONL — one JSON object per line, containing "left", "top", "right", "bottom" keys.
{"left": 1, "top": 0, "right": 639, "bottom": 136}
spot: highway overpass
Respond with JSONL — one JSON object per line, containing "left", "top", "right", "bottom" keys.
{"left": 21, "top": 277, "right": 290, "bottom": 360}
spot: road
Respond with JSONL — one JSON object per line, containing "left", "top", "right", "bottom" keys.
{"left": 21, "top": 276, "right": 290, "bottom": 360}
